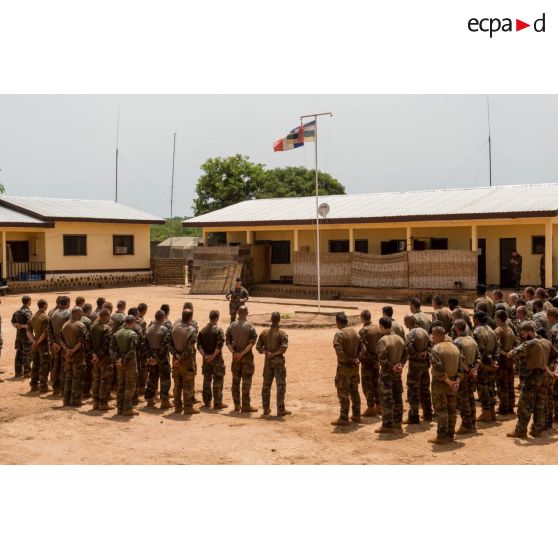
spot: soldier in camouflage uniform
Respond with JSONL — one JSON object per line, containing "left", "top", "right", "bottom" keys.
{"left": 448, "top": 298, "right": 473, "bottom": 339}
{"left": 197, "top": 310, "right": 227, "bottom": 410}
{"left": 532, "top": 299, "right": 550, "bottom": 336}
{"left": 60, "top": 307, "right": 88, "bottom": 407}
{"left": 510, "top": 250, "right": 522, "bottom": 291}
{"left": 181, "top": 302, "right": 200, "bottom": 404}
{"left": 474, "top": 284, "right": 495, "bottom": 318}
{"left": 431, "top": 295, "right": 452, "bottom": 334}
{"left": 27, "top": 299, "right": 50, "bottom": 393}
{"left": 110, "top": 300, "right": 127, "bottom": 332}
{"left": 429, "top": 326, "right": 462, "bottom": 445}
{"left": 473, "top": 311, "right": 500, "bottom": 422}
{"left": 494, "top": 309, "right": 518, "bottom": 416}
{"left": 226, "top": 305, "right": 258, "bottom": 413}
{"left": 88, "top": 308, "right": 114, "bottom": 412}
{"left": 492, "top": 290, "right": 511, "bottom": 317}
{"left": 404, "top": 314, "right": 433, "bottom": 423}
{"left": 80, "top": 303, "right": 93, "bottom": 399}
{"left": 110, "top": 315, "right": 140, "bottom": 416}
{"left": 11, "top": 295, "right": 33, "bottom": 378}
{"left": 536, "top": 328, "right": 558, "bottom": 431}
{"left": 358, "top": 310, "right": 383, "bottom": 417}
{"left": 144, "top": 310, "right": 172, "bottom": 410}
{"left": 548, "top": 308, "right": 558, "bottom": 425}
{"left": 48, "top": 296, "right": 71, "bottom": 396}
{"left": 453, "top": 319, "right": 481, "bottom": 434}
{"left": 170, "top": 309, "right": 199, "bottom": 415}
{"left": 382, "top": 306, "right": 405, "bottom": 339}
{"left": 375, "top": 316, "right": 408, "bottom": 434}
{"left": 225, "top": 278, "right": 249, "bottom": 323}
{"left": 0, "top": 302, "right": 3, "bottom": 382}
{"left": 89, "top": 297, "right": 106, "bottom": 323}
{"left": 409, "top": 297, "right": 432, "bottom": 332}
{"left": 508, "top": 322, "right": 555, "bottom": 438}
{"left": 331, "top": 312, "right": 361, "bottom": 426}
{"left": 135, "top": 302, "right": 149, "bottom": 397}
{"left": 127, "top": 308, "right": 146, "bottom": 406}
{"left": 257, "top": 312, "right": 290, "bottom": 417}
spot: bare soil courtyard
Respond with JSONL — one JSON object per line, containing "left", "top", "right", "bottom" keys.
{"left": 0, "top": 285, "right": 556, "bottom": 464}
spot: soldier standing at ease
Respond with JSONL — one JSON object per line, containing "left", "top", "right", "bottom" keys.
{"left": 403, "top": 314, "right": 433, "bottom": 424}
{"left": 48, "top": 296, "right": 71, "bottom": 396}
{"left": 226, "top": 305, "right": 258, "bottom": 413}
{"left": 508, "top": 322, "right": 555, "bottom": 438}
{"left": 382, "top": 306, "right": 405, "bottom": 339}
{"left": 90, "top": 297, "right": 106, "bottom": 323}
{"left": 431, "top": 295, "right": 452, "bottom": 334}
{"left": 429, "top": 326, "right": 461, "bottom": 445}
{"left": 11, "top": 295, "right": 33, "bottom": 378}
{"left": 197, "top": 310, "right": 227, "bottom": 410}
{"left": 474, "top": 284, "right": 495, "bottom": 318}
{"left": 88, "top": 308, "right": 114, "bottom": 412}
{"left": 331, "top": 312, "right": 361, "bottom": 426}
{"left": 494, "top": 309, "right": 518, "bottom": 416}
{"left": 60, "top": 307, "right": 88, "bottom": 407}
{"left": 144, "top": 310, "right": 172, "bottom": 410}
{"left": 510, "top": 249, "right": 523, "bottom": 291}
{"left": 110, "top": 300, "right": 127, "bottom": 332}
{"left": 473, "top": 311, "right": 500, "bottom": 422}
{"left": 170, "top": 309, "right": 199, "bottom": 415}
{"left": 136, "top": 302, "right": 149, "bottom": 397}
{"left": 409, "top": 297, "right": 432, "bottom": 332}
{"left": 80, "top": 303, "right": 93, "bottom": 399}
{"left": 358, "top": 310, "right": 383, "bottom": 417}
{"left": 257, "top": 311, "right": 290, "bottom": 417}
{"left": 110, "top": 315, "right": 140, "bottom": 417}
{"left": 548, "top": 308, "right": 558, "bottom": 425}
{"left": 160, "top": 304, "right": 173, "bottom": 330}
{"left": 453, "top": 319, "right": 481, "bottom": 434}
{"left": 226, "top": 277, "right": 249, "bottom": 323}
{"left": 27, "top": 299, "right": 50, "bottom": 393}
{"left": 375, "top": 316, "right": 408, "bottom": 434}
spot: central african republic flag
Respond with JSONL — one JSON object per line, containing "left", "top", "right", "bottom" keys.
{"left": 273, "top": 120, "right": 316, "bottom": 151}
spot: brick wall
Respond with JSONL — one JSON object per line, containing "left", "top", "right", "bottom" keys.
{"left": 152, "top": 258, "right": 186, "bottom": 285}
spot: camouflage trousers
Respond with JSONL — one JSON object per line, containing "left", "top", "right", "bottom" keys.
{"left": 137, "top": 358, "right": 148, "bottom": 390}
{"left": 432, "top": 383, "right": 457, "bottom": 439}
{"left": 117, "top": 357, "right": 138, "bottom": 412}
{"left": 92, "top": 356, "right": 113, "bottom": 405}
{"left": 379, "top": 368, "right": 403, "bottom": 427}
{"left": 406, "top": 361, "right": 432, "bottom": 420}
{"left": 457, "top": 373, "right": 476, "bottom": 428}
{"left": 202, "top": 356, "right": 225, "bottom": 406}
{"left": 553, "top": 379, "right": 558, "bottom": 421}
{"left": 544, "top": 373, "right": 555, "bottom": 430}
{"left": 50, "top": 345, "right": 64, "bottom": 393}
{"left": 82, "top": 353, "right": 93, "bottom": 396}
{"left": 360, "top": 360, "right": 380, "bottom": 407}
{"left": 335, "top": 368, "right": 360, "bottom": 421}
{"left": 63, "top": 350, "right": 86, "bottom": 405}
{"left": 477, "top": 362, "right": 496, "bottom": 410}
{"left": 262, "top": 357, "right": 287, "bottom": 413}
{"left": 144, "top": 359, "right": 171, "bottom": 401}
{"left": 231, "top": 353, "right": 255, "bottom": 409}
{"left": 172, "top": 357, "right": 196, "bottom": 411}
{"left": 14, "top": 336, "right": 32, "bottom": 377}
{"left": 514, "top": 369, "right": 546, "bottom": 435}
{"left": 496, "top": 357, "right": 515, "bottom": 413}
{"left": 30, "top": 343, "right": 50, "bottom": 390}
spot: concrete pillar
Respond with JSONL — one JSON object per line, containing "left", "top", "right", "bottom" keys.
{"left": 471, "top": 224, "right": 478, "bottom": 253}
{"left": 246, "top": 230, "right": 253, "bottom": 244}
{"left": 546, "top": 220, "right": 553, "bottom": 288}
{"left": 202, "top": 229, "right": 208, "bottom": 245}
{"left": 406, "top": 226, "right": 412, "bottom": 251}
{"left": 349, "top": 228, "right": 354, "bottom": 252}
{"left": 1, "top": 230, "right": 6, "bottom": 280}
{"left": 293, "top": 229, "right": 299, "bottom": 252}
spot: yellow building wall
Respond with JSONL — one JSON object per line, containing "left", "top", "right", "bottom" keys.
{"left": 410, "top": 226, "right": 470, "bottom": 250}
{"left": 226, "top": 231, "right": 246, "bottom": 244}
{"left": 44, "top": 222, "right": 151, "bottom": 271}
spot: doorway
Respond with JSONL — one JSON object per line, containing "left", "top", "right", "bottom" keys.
{"left": 477, "top": 239, "right": 486, "bottom": 285}
{"left": 500, "top": 238, "right": 516, "bottom": 287}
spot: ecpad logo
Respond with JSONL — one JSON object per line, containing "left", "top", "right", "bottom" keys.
{"left": 468, "top": 13, "right": 546, "bottom": 37}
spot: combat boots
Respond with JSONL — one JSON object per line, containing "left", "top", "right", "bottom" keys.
{"left": 490, "top": 407, "right": 498, "bottom": 421}
{"left": 214, "top": 403, "right": 228, "bottom": 410}
{"left": 92, "top": 400, "right": 100, "bottom": 411}
{"left": 477, "top": 409, "right": 492, "bottom": 422}
{"left": 262, "top": 407, "right": 272, "bottom": 416}
{"left": 278, "top": 409, "right": 292, "bottom": 417}
{"left": 374, "top": 425, "right": 393, "bottom": 433}
{"left": 428, "top": 436, "right": 449, "bottom": 445}
{"left": 351, "top": 415, "right": 362, "bottom": 423}
{"left": 98, "top": 402, "right": 114, "bottom": 412}
{"left": 30, "top": 385, "right": 39, "bottom": 393}
{"left": 174, "top": 406, "right": 183, "bottom": 414}
{"left": 160, "top": 399, "right": 172, "bottom": 410}
{"left": 234, "top": 404, "right": 241, "bottom": 412}
{"left": 145, "top": 398, "right": 156, "bottom": 407}
{"left": 241, "top": 406, "right": 258, "bottom": 413}
{"left": 39, "top": 386, "right": 49, "bottom": 394}
{"left": 456, "top": 424, "right": 475, "bottom": 435}
{"left": 362, "top": 406, "right": 377, "bottom": 417}
{"left": 403, "top": 415, "right": 421, "bottom": 425}
{"left": 183, "top": 407, "right": 201, "bottom": 415}
{"left": 507, "top": 430, "right": 528, "bottom": 439}
{"left": 331, "top": 418, "right": 350, "bottom": 426}
{"left": 122, "top": 408, "right": 139, "bottom": 417}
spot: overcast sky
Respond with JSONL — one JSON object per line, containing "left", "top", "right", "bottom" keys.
{"left": 0, "top": 95, "right": 557, "bottom": 218}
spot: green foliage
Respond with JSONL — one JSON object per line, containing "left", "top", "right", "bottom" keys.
{"left": 192, "top": 156, "right": 345, "bottom": 215}
{"left": 151, "top": 217, "right": 200, "bottom": 242}
{"left": 0, "top": 183, "right": 5, "bottom": 193}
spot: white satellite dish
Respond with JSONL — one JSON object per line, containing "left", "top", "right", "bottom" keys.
{"left": 318, "top": 202, "right": 330, "bottom": 218}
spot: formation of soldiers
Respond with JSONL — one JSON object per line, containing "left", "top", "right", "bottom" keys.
{"left": 333, "top": 284, "right": 558, "bottom": 444}
{"left": 6, "top": 279, "right": 291, "bottom": 418}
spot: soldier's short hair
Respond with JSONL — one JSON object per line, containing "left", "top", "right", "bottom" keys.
{"left": 404, "top": 314, "right": 417, "bottom": 328}
{"left": 238, "top": 306, "right": 248, "bottom": 317}
{"left": 533, "top": 299, "right": 544, "bottom": 312}
{"left": 96, "top": 297, "right": 106, "bottom": 308}
{"left": 138, "top": 303, "right": 148, "bottom": 313}
{"left": 492, "top": 289, "right": 503, "bottom": 299}
{"left": 519, "top": 322, "right": 535, "bottom": 333}
{"left": 75, "top": 296, "right": 85, "bottom": 306}
{"left": 102, "top": 301, "right": 113, "bottom": 311}
{"left": 182, "top": 309, "right": 193, "bottom": 322}
{"left": 547, "top": 308, "right": 558, "bottom": 320}
{"left": 37, "top": 299, "right": 48, "bottom": 309}
{"left": 525, "top": 286, "right": 535, "bottom": 296}
{"left": 382, "top": 306, "right": 394, "bottom": 317}
{"left": 508, "top": 292, "right": 519, "bottom": 302}
{"left": 22, "top": 295, "right": 31, "bottom": 304}
{"left": 453, "top": 318, "right": 467, "bottom": 333}
{"left": 235, "top": 277, "right": 241, "bottom": 282}
{"left": 128, "top": 307, "right": 139, "bottom": 317}
{"left": 55, "top": 295, "right": 62, "bottom": 304}
{"left": 448, "top": 298, "right": 459, "bottom": 310}
{"left": 474, "top": 311, "right": 487, "bottom": 324}
{"left": 495, "top": 309, "right": 508, "bottom": 323}
{"left": 379, "top": 316, "right": 392, "bottom": 329}
{"left": 71, "top": 306, "right": 83, "bottom": 316}
{"left": 60, "top": 296, "right": 71, "bottom": 308}
{"left": 360, "top": 309, "right": 371, "bottom": 321}
{"left": 547, "top": 287, "right": 557, "bottom": 298}
{"left": 432, "top": 295, "right": 443, "bottom": 306}
{"left": 183, "top": 302, "right": 194, "bottom": 310}
{"left": 271, "top": 311, "right": 281, "bottom": 324}
{"left": 535, "top": 287, "right": 547, "bottom": 299}
{"left": 160, "top": 304, "right": 170, "bottom": 315}
{"left": 99, "top": 308, "right": 110, "bottom": 318}
{"left": 117, "top": 300, "right": 126, "bottom": 310}
{"left": 431, "top": 326, "right": 446, "bottom": 337}
{"left": 516, "top": 305, "right": 527, "bottom": 317}
{"left": 83, "top": 303, "right": 92, "bottom": 313}
{"left": 155, "top": 310, "right": 165, "bottom": 322}
{"left": 431, "top": 319, "right": 444, "bottom": 329}
{"left": 209, "top": 310, "right": 220, "bottom": 321}
{"left": 336, "top": 312, "right": 348, "bottom": 325}
{"left": 125, "top": 315, "right": 136, "bottom": 324}
{"left": 477, "top": 302, "right": 488, "bottom": 313}
{"left": 409, "top": 297, "right": 421, "bottom": 309}
{"left": 552, "top": 297, "right": 558, "bottom": 309}
{"left": 476, "top": 284, "right": 487, "bottom": 295}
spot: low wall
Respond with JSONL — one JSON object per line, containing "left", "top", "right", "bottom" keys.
{"left": 152, "top": 258, "right": 187, "bottom": 285}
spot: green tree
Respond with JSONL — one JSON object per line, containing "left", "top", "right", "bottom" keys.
{"left": 258, "top": 166, "right": 345, "bottom": 198}
{"left": 192, "top": 154, "right": 266, "bottom": 216}
{"left": 0, "top": 183, "right": 6, "bottom": 194}
{"left": 150, "top": 217, "right": 200, "bottom": 242}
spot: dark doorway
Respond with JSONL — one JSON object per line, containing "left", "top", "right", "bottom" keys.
{"left": 500, "top": 238, "right": 516, "bottom": 287}
{"left": 477, "top": 239, "right": 486, "bottom": 285}
{"left": 7, "top": 240, "right": 29, "bottom": 262}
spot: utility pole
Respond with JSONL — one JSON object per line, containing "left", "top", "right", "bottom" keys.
{"left": 486, "top": 95, "right": 492, "bottom": 186}
{"left": 115, "top": 105, "right": 120, "bottom": 202}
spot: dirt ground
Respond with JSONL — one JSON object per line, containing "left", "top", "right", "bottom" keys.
{"left": 0, "top": 284, "right": 556, "bottom": 465}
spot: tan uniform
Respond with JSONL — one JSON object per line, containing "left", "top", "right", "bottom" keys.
{"left": 432, "top": 307, "right": 452, "bottom": 333}
{"left": 333, "top": 327, "right": 361, "bottom": 421}
{"left": 257, "top": 325, "right": 289, "bottom": 413}
{"left": 495, "top": 324, "right": 517, "bottom": 414}
{"left": 405, "top": 327, "right": 433, "bottom": 422}
{"left": 28, "top": 310, "right": 50, "bottom": 391}
{"left": 474, "top": 295, "right": 495, "bottom": 318}
{"left": 170, "top": 320, "right": 198, "bottom": 412}
{"left": 453, "top": 334, "right": 481, "bottom": 429}
{"left": 60, "top": 319, "right": 87, "bottom": 405}
{"left": 359, "top": 323, "right": 383, "bottom": 408}
{"left": 413, "top": 311, "right": 432, "bottom": 333}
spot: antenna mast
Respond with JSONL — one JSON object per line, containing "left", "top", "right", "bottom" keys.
{"left": 115, "top": 105, "right": 120, "bottom": 202}
{"left": 486, "top": 95, "right": 492, "bottom": 186}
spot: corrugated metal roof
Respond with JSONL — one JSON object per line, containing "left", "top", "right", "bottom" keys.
{"left": 184, "top": 183, "right": 558, "bottom": 226}
{"left": 0, "top": 196, "right": 164, "bottom": 224}
{"left": 0, "top": 204, "right": 51, "bottom": 227}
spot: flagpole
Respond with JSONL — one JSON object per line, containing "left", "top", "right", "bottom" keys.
{"left": 300, "top": 112, "right": 332, "bottom": 312}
